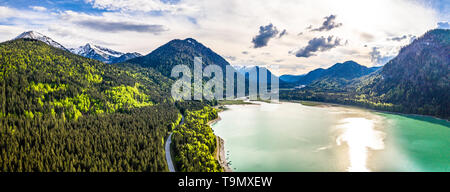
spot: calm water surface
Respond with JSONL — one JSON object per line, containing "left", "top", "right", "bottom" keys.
{"left": 211, "top": 102, "right": 450, "bottom": 172}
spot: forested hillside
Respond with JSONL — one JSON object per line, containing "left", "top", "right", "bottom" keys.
{"left": 355, "top": 29, "right": 449, "bottom": 118}
{"left": 0, "top": 39, "right": 182, "bottom": 171}
{"left": 172, "top": 107, "right": 221, "bottom": 172}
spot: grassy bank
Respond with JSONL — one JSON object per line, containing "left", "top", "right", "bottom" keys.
{"left": 218, "top": 100, "right": 254, "bottom": 105}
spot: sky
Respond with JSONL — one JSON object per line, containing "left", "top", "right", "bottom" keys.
{"left": 0, "top": 0, "right": 448, "bottom": 75}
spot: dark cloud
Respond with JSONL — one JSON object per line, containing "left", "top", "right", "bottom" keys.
{"left": 242, "top": 51, "right": 249, "bottom": 55}
{"left": 278, "top": 29, "right": 287, "bottom": 38}
{"left": 161, "top": 0, "right": 181, "bottom": 4}
{"left": 311, "top": 15, "right": 342, "bottom": 32}
{"left": 279, "top": 64, "right": 307, "bottom": 71}
{"left": 75, "top": 20, "right": 168, "bottom": 34}
{"left": 187, "top": 17, "right": 198, "bottom": 25}
{"left": 369, "top": 47, "right": 381, "bottom": 63}
{"left": 47, "top": 26, "right": 118, "bottom": 46}
{"left": 340, "top": 49, "right": 359, "bottom": 55}
{"left": 360, "top": 32, "right": 375, "bottom": 42}
{"left": 274, "top": 59, "right": 284, "bottom": 63}
{"left": 409, "top": 35, "right": 417, "bottom": 43}
{"left": 437, "top": 21, "right": 450, "bottom": 29}
{"left": 297, "top": 32, "right": 303, "bottom": 36}
{"left": 387, "top": 34, "right": 416, "bottom": 42}
{"left": 294, "top": 36, "right": 344, "bottom": 58}
{"left": 387, "top": 35, "right": 407, "bottom": 41}
{"left": 251, "top": 23, "right": 279, "bottom": 48}
{"left": 225, "top": 56, "right": 236, "bottom": 61}
{"left": 369, "top": 47, "right": 393, "bottom": 66}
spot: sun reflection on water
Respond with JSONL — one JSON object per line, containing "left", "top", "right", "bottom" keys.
{"left": 336, "top": 118, "right": 385, "bottom": 172}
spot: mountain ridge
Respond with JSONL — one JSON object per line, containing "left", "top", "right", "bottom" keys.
{"left": 284, "top": 61, "right": 379, "bottom": 87}
{"left": 128, "top": 38, "right": 233, "bottom": 76}
{"left": 14, "top": 31, "right": 68, "bottom": 51}
{"left": 354, "top": 29, "right": 449, "bottom": 117}
{"left": 281, "top": 29, "right": 450, "bottom": 119}
{"left": 13, "top": 31, "right": 142, "bottom": 64}
{"left": 69, "top": 43, "right": 142, "bottom": 64}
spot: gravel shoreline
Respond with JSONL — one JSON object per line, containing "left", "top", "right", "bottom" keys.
{"left": 207, "top": 116, "right": 232, "bottom": 172}
{"left": 216, "top": 136, "right": 232, "bottom": 172}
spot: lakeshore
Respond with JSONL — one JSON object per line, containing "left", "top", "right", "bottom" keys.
{"left": 207, "top": 116, "right": 232, "bottom": 172}
{"left": 215, "top": 136, "right": 232, "bottom": 172}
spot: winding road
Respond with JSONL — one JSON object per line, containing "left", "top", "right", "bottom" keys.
{"left": 165, "top": 114, "right": 184, "bottom": 172}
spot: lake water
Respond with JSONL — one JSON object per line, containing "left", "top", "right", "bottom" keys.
{"left": 211, "top": 102, "right": 450, "bottom": 172}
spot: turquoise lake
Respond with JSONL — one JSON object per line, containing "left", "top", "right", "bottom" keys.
{"left": 211, "top": 102, "right": 450, "bottom": 172}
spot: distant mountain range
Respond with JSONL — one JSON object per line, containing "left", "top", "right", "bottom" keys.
{"left": 233, "top": 65, "right": 278, "bottom": 81}
{"left": 9, "top": 29, "right": 449, "bottom": 118}
{"left": 233, "top": 65, "right": 289, "bottom": 88}
{"left": 127, "top": 38, "right": 291, "bottom": 92}
{"left": 281, "top": 29, "right": 449, "bottom": 119}
{"left": 14, "top": 31, "right": 142, "bottom": 64}
{"left": 69, "top": 43, "right": 142, "bottom": 64}
{"left": 279, "top": 74, "right": 305, "bottom": 83}
{"left": 13, "top": 31, "right": 378, "bottom": 86}
{"left": 280, "top": 61, "right": 381, "bottom": 86}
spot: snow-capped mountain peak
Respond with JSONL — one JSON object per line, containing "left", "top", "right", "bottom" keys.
{"left": 13, "top": 31, "right": 142, "bottom": 64}
{"left": 14, "top": 31, "right": 68, "bottom": 51}
{"left": 90, "top": 43, "right": 124, "bottom": 58}
{"left": 233, "top": 65, "right": 275, "bottom": 75}
{"left": 233, "top": 65, "right": 279, "bottom": 79}
{"left": 71, "top": 43, "right": 123, "bottom": 58}
{"left": 69, "top": 43, "right": 142, "bottom": 64}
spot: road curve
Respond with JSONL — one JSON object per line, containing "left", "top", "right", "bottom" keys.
{"left": 165, "top": 115, "right": 184, "bottom": 172}
{"left": 165, "top": 132, "right": 175, "bottom": 172}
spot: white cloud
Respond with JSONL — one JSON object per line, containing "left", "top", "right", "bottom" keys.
{"left": 29, "top": 6, "right": 47, "bottom": 12}
{"left": 0, "top": 6, "right": 55, "bottom": 41}
{"left": 0, "top": 6, "right": 17, "bottom": 18}
{"left": 84, "top": 0, "right": 199, "bottom": 14}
